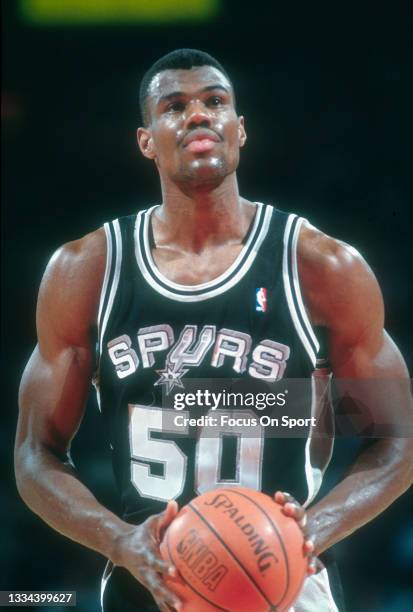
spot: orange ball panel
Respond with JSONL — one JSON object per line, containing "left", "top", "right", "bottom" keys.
{"left": 161, "top": 508, "right": 268, "bottom": 612}
{"left": 160, "top": 487, "right": 307, "bottom": 612}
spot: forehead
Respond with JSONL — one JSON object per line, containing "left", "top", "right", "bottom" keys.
{"left": 148, "top": 66, "right": 233, "bottom": 103}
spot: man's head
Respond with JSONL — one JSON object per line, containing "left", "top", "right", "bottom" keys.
{"left": 139, "top": 49, "right": 233, "bottom": 126}
{"left": 137, "top": 48, "right": 246, "bottom": 189}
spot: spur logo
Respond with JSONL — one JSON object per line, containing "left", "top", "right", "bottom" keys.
{"left": 107, "top": 324, "right": 290, "bottom": 393}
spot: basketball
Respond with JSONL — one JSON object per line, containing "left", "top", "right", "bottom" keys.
{"left": 160, "top": 487, "right": 307, "bottom": 611}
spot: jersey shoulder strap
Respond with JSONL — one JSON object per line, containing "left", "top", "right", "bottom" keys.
{"left": 96, "top": 213, "right": 137, "bottom": 361}
{"left": 282, "top": 213, "right": 320, "bottom": 367}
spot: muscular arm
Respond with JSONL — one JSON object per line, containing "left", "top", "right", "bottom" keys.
{"left": 298, "top": 223, "right": 413, "bottom": 555}
{"left": 15, "top": 230, "right": 180, "bottom": 610}
{"left": 15, "top": 230, "right": 125, "bottom": 555}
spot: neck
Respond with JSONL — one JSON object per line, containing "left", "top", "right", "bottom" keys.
{"left": 154, "top": 173, "right": 254, "bottom": 254}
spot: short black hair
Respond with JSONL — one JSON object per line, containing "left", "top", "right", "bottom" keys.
{"left": 139, "top": 48, "right": 233, "bottom": 125}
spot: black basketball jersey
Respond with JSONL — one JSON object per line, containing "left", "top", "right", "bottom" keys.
{"left": 94, "top": 203, "right": 333, "bottom": 526}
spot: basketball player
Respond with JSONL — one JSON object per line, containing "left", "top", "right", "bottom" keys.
{"left": 15, "top": 49, "right": 413, "bottom": 611}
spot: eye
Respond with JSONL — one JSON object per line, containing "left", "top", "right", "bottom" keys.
{"left": 166, "top": 100, "right": 185, "bottom": 113}
{"left": 206, "top": 95, "right": 224, "bottom": 107}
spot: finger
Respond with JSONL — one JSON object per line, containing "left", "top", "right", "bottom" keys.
{"left": 158, "top": 602, "right": 181, "bottom": 612}
{"left": 274, "top": 492, "right": 307, "bottom": 530}
{"left": 142, "top": 544, "right": 181, "bottom": 580}
{"left": 303, "top": 538, "right": 314, "bottom": 555}
{"left": 307, "top": 561, "right": 317, "bottom": 576}
{"left": 274, "top": 490, "right": 297, "bottom": 504}
{"left": 145, "top": 573, "right": 182, "bottom": 610}
{"left": 283, "top": 501, "right": 306, "bottom": 523}
{"left": 282, "top": 491, "right": 295, "bottom": 504}
{"left": 307, "top": 555, "right": 324, "bottom": 576}
{"left": 160, "top": 602, "right": 178, "bottom": 612}
{"left": 274, "top": 491, "right": 302, "bottom": 509}
{"left": 273, "top": 490, "right": 286, "bottom": 505}
{"left": 313, "top": 556, "right": 324, "bottom": 575}
{"left": 163, "top": 500, "right": 179, "bottom": 525}
{"left": 156, "top": 501, "right": 179, "bottom": 542}
{"left": 154, "top": 595, "right": 182, "bottom": 612}
{"left": 142, "top": 550, "right": 174, "bottom": 575}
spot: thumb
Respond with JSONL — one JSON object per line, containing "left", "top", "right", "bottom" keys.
{"left": 156, "top": 500, "right": 179, "bottom": 542}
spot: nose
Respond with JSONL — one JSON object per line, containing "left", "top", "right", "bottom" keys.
{"left": 185, "top": 99, "right": 211, "bottom": 130}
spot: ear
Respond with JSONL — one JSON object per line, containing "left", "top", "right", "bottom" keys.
{"left": 137, "top": 127, "right": 156, "bottom": 160}
{"left": 238, "top": 116, "right": 247, "bottom": 148}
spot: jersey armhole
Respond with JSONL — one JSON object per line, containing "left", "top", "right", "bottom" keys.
{"left": 95, "top": 219, "right": 123, "bottom": 364}
{"left": 282, "top": 214, "right": 320, "bottom": 368}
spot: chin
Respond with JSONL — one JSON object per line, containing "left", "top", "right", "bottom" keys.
{"left": 181, "top": 157, "right": 229, "bottom": 183}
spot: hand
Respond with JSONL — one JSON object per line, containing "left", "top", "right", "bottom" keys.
{"left": 113, "top": 501, "right": 183, "bottom": 611}
{"left": 274, "top": 491, "right": 322, "bottom": 575}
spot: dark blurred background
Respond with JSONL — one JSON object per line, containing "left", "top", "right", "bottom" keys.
{"left": 2, "top": 1, "right": 412, "bottom": 611}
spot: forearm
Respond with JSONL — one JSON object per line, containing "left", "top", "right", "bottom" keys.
{"left": 15, "top": 440, "right": 131, "bottom": 564}
{"left": 307, "top": 437, "right": 413, "bottom": 555}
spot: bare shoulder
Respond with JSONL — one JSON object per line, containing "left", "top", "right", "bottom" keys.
{"left": 41, "top": 227, "right": 106, "bottom": 295}
{"left": 37, "top": 227, "right": 107, "bottom": 349}
{"left": 298, "top": 220, "right": 367, "bottom": 274}
{"left": 297, "top": 221, "right": 384, "bottom": 337}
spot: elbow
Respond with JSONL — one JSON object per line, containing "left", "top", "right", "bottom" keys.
{"left": 14, "top": 440, "right": 36, "bottom": 507}
{"left": 402, "top": 440, "right": 413, "bottom": 486}
{"left": 390, "top": 437, "right": 413, "bottom": 493}
{"left": 14, "top": 436, "right": 49, "bottom": 513}
{"left": 15, "top": 434, "right": 74, "bottom": 515}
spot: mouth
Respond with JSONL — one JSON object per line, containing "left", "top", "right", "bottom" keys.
{"left": 182, "top": 129, "right": 221, "bottom": 154}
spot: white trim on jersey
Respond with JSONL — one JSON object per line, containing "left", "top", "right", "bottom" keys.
{"left": 291, "top": 218, "right": 320, "bottom": 354}
{"left": 97, "top": 222, "right": 113, "bottom": 336}
{"left": 304, "top": 374, "right": 321, "bottom": 507}
{"left": 292, "top": 567, "right": 340, "bottom": 612}
{"left": 142, "top": 202, "right": 263, "bottom": 290}
{"left": 100, "top": 560, "right": 114, "bottom": 612}
{"left": 320, "top": 567, "right": 341, "bottom": 612}
{"left": 134, "top": 203, "right": 274, "bottom": 302}
{"left": 93, "top": 222, "right": 114, "bottom": 413}
{"left": 98, "top": 219, "right": 123, "bottom": 358}
{"left": 283, "top": 216, "right": 336, "bottom": 511}
{"left": 283, "top": 215, "right": 320, "bottom": 367}
{"left": 304, "top": 436, "right": 322, "bottom": 508}
{"left": 303, "top": 371, "right": 335, "bottom": 507}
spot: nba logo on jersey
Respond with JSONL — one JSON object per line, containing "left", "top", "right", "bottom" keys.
{"left": 256, "top": 287, "right": 267, "bottom": 312}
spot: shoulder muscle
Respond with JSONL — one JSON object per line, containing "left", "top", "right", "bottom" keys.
{"left": 297, "top": 221, "right": 384, "bottom": 349}
{"left": 37, "top": 228, "right": 106, "bottom": 357}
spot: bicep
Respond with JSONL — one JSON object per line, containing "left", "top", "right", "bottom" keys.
{"left": 298, "top": 228, "right": 412, "bottom": 426}
{"left": 329, "top": 326, "right": 412, "bottom": 436}
{"left": 330, "top": 328, "right": 410, "bottom": 379}
{"left": 325, "top": 259, "right": 408, "bottom": 380}
{"left": 327, "top": 263, "right": 412, "bottom": 428}
{"left": 17, "top": 234, "right": 105, "bottom": 458}
{"left": 17, "top": 341, "right": 93, "bottom": 457}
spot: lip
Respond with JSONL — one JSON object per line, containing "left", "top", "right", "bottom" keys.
{"left": 182, "top": 129, "right": 221, "bottom": 148}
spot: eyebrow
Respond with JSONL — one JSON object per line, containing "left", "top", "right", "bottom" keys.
{"left": 157, "top": 84, "right": 230, "bottom": 105}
